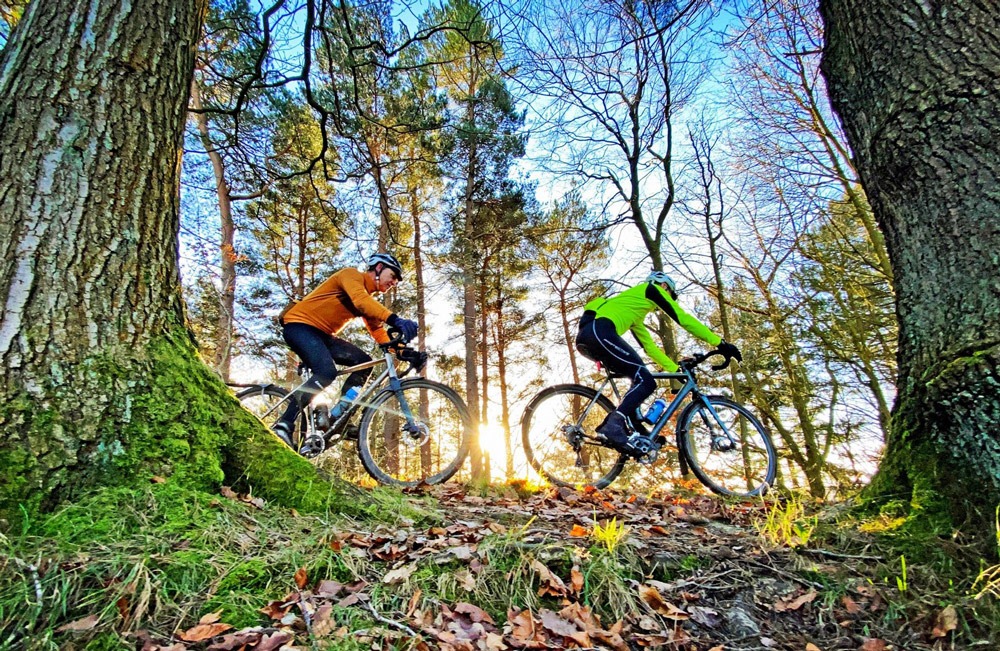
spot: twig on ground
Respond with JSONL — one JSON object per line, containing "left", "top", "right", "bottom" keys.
{"left": 361, "top": 599, "right": 419, "bottom": 637}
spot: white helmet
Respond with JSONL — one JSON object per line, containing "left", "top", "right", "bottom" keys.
{"left": 368, "top": 252, "right": 403, "bottom": 280}
{"left": 646, "top": 270, "right": 676, "bottom": 293}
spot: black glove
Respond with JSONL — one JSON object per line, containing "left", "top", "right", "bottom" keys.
{"left": 387, "top": 313, "right": 419, "bottom": 342}
{"left": 717, "top": 339, "right": 743, "bottom": 363}
{"left": 399, "top": 348, "right": 429, "bottom": 371}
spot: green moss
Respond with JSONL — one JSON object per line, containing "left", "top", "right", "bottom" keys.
{"left": 1, "top": 328, "right": 381, "bottom": 526}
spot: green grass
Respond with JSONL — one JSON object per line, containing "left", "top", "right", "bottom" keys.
{"left": 0, "top": 481, "right": 387, "bottom": 650}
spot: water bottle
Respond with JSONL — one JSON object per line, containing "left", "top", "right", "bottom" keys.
{"left": 643, "top": 398, "right": 668, "bottom": 424}
{"left": 329, "top": 386, "right": 361, "bottom": 419}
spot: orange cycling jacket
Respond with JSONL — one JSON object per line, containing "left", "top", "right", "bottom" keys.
{"left": 282, "top": 267, "right": 393, "bottom": 345}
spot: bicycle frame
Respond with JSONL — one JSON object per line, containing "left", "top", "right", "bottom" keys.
{"left": 588, "top": 365, "right": 737, "bottom": 468}
{"left": 250, "top": 346, "right": 414, "bottom": 441}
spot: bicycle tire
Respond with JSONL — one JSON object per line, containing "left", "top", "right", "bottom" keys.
{"left": 677, "top": 395, "right": 776, "bottom": 497}
{"left": 356, "top": 378, "right": 472, "bottom": 487}
{"left": 520, "top": 384, "right": 626, "bottom": 489}
{"left": 234, "top": 384, "right": 301, "bottom": 450}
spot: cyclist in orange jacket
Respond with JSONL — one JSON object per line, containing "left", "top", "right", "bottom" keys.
{"left": 575, "top": 271, "right": 741, "bottom": 453}
{"left": 273, "top": 253, "right": 418, "bottom": 447}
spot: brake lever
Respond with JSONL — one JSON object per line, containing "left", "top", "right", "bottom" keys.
{"left": 380, "top": 326, "right": 408, "bottom": 351}
{"left": 710, "top": 349, "right": 732, "bottom": 371}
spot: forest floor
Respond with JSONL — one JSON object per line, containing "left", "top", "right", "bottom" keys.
{"left": 4, "top": 480, "right": 999, "bottom": 650}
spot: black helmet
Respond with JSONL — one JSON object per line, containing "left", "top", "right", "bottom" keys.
{"left": 368, "top": 252, "right": 403, "bottom": 280}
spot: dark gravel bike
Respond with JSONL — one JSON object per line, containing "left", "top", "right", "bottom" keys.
{"left": 231, "top": 329, "right": 472, "bottom": 487}
{"left": 520, "top": 349, "right": 776, "bottom": 496}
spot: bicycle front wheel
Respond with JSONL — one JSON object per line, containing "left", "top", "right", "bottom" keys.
{"left": 357, "top": 379, "right": 472, "bottom": 487}
{"left": 677, "top": 395, "right": 776, "bottom": 497}
{"left": 521, "top": 385, "right": 626, "bottom": 489}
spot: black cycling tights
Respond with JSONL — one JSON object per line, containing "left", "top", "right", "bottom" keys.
{"left": 575, "top": 312, "right": 655, "bottom": 425}
{"left": 278, "top": 322, "right": 373, "bottom": 427}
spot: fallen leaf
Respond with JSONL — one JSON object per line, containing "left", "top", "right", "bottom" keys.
{"left": 199, "top": 611, "right": 223, "bottom": 625}
{"left": 806, "top": 643, "right": 821, "bottom": 651}
{"left": 454, "top": 602, "right": 496, "bottom": 624}
{"left": 455, "top": 568, "right": 477, "bottom": 591}
{"left": 859, "top": 639, "right": 887, "bottom": 651}
{"left": 569, "top": 524, "right": 590, "bottom": 537}
{"left": 150, "top": 476, "right": 166, "bottom": 484}
{"left": 311, "top": 604, "right": 336, "bottom": 638}
{"left": 406, "top": 589, "right": 422, "bottom": 618}
{"left": 530, "top": 559, "right": 569, "bottom": 597}
{"left": 56, "top": 614, "right": 100, "bottom": 632}
{"left": 383, "top": 562, "right": 417, "bottom": 585}
{"left": 841, "top": 595, "right": 862, "bottom": 614}
{"left": 570, "top": 565, "right": 584, "bottom": 594}
{"left": 638, "top": 584, "right": 689, "bottom": 620}
{"left": 294, "top": 566, "right": 308, "bottom": 589}
{"left": 177, "top": 622, "right": 234, "bottom": 642}
{"left": 931, "top": 605, "right": 958, "bottom": 638}
{"left": 774, "top": 589, "right": 818, "bottom": 612}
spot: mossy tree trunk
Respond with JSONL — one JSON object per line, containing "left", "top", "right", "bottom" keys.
{"left": 820, "top": 0, "right": 1000, "bottom": 527}
{"left": 0, "top": 0, "right": 359, "bottom": 525}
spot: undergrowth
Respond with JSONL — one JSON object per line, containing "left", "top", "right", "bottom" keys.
{"left": 754, "top": 493, "right": 1000, "bottom": 647}
{"left": 0, "top": 481, "right": 429, "bottom": 650}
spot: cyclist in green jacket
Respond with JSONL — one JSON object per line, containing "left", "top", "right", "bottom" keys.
{"left": 575, "top": 271, "right": 741, "bottom": 453}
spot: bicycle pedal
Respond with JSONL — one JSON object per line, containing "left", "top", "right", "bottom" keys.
{"left": 299, "top": 435, "right": 326, "bottom": 457}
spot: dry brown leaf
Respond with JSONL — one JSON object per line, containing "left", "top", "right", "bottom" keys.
{"left": 507, "top": 608, "right": 539, "bottom": 642}
{"left": 205, "top": 630, "right": 263, "bottom": 650}
{"left": 858, "top": 638, "right": 887, "bottom": 651}
{"left": 311, "top": 604, "right": 336, "bottom": 638}
{"left": 150, "top": 475, "right": 166, "bottom": 484}
{"left": 254, "top": 631, "right": 294, "bottom": 651}
{"left": 293, "top": 566, "right": 308, "bottom": 589}
{"left": 570, "top": 565, "right": 584, "bottom": 595}
{"left": 454, "top": 602, "right": 496, "bottom": 624}
{"left": 56, "top": 614, "right": 100, "bottom": 632}
{"left": 177, "top": 622, "right": 233, "bottom": 642}
{"left": 259, "top": 599, "right": 291, "bottom": 620}
{"left": 931, "top": 605, "right": 958, "bottom": 638}
{"left": 539, "top": 609, "right": 581, "bottom": 637}
{"left": 198, "top": 610, "right": 223, "bottom": 625}
{"left": 530, "top": 559, "right": 568, "bottom": 597}
{"left": 569, "top": 524, "right": 590, "bottom": 537}
{"left": 773, "top": 589, "right": 818, "bottom": 612}
{"left": 455, "top": 568, "right": 477, "bottom": 591}
{"left": 841, "top": 595, "right": 862, "bottom": 614}
{"left": 406, "top": 589, "right": 423, "bottom": 618}
{"left": 806, "top": 643, "right": 821, "bottom": 651}
{"left": 383, "top": 562, "right": 418, "bottom": 585}
{"left": 638, "top": 584, "right": 689, "bottom": 620}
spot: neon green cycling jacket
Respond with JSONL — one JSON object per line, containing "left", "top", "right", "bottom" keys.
{"left": 584, "top": 282, "right": 722, "bottom": 372}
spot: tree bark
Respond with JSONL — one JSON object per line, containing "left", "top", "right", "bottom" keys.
{"left": 0, "top": 0, "right": 358, "bottom": 522}
{"left": 820, "top": 0, "right": 1000, "bottom": 525}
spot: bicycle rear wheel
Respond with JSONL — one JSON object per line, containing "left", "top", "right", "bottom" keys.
{"left": 677, "top": 395, "right": 776, "bottom": 497}
{"left": 357, "top": 379, "right": 472, "bottom": 487}
{"left": 520, "top": 385, "right": 626, "bottom": 489}
{"left": 235, "top": 384, "right": 300, "bottom": 448}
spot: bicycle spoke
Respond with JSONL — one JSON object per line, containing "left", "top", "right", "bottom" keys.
{"left": 357, "top": 379, "right": 471, "bottom": 486}
{"left": 521, "top": 385, "right": 626, "bottom": 489}
{"left": 680, "top": 396, "right": 775, "bottom": 496}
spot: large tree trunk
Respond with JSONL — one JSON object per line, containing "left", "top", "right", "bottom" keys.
{"left": 820, "top": 0, "right": 1000, "bottom": 525}
{"left": 0, "top": 0, "right": 356, "bottom": 522}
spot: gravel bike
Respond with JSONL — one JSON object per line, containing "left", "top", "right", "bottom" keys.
{"left": 231, "top": 329, "right": 472, "bottom": 487}
{"left": 520, "top": 349, "right": 776, "bottom": 496}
